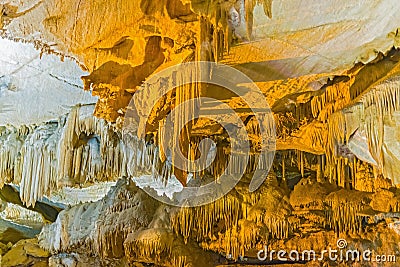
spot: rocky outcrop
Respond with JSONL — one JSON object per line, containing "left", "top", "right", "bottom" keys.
{"left": 1, "top": 238, "right": 49, "bottom": 267}
{"left": 2, "top": 0, "right": 400, "bottom": 266}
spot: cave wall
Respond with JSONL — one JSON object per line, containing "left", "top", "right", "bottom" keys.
{"left": 2, "top": 0, "right": 400, "bottom": 266}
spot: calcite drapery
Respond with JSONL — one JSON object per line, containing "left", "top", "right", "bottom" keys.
{"left": 0, "top": 105, "right": 123, "bottom": 207}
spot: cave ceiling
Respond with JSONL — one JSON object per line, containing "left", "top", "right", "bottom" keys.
{"left": 1, "top": 1, "right": 400, "bottom": 266}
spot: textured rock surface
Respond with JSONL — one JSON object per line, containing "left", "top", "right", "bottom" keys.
{"left": 2, "top": 0, "right": 400, "bottom": 266}
{"left": 1, "top": 238, "right": 49, "bottom": 267}
{"left": 0, "top": 38, "right": 96, "bottom": 126}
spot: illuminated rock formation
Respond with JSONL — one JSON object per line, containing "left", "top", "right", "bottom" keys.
{"left": 2, "top": 0, "right": 400, "bottom": 266}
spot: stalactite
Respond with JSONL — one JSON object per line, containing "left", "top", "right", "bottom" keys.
{"left": 139, "top": 64, "right": 201, "bottom": 185}
{"left": 259, "top": 0, "right": 273, "bottom": 18}
{"left": 171, "top": 176, "right": 293, "bottom": 260}
{"left": 316, "top": 155, "right": 322, "bottom": 182}
{"left": 0, "top": 126, "right": 25, "bottom": 186}
{"left": 244, "top": 0, "right": 256, "bottom": 40}
{"left": 0, "top": 105, "right": 129, "bottom": 207}
{"left": 196, "top": 1, "right": 244, "bottom": 63}
{"left": 281, "top": 153, "right": 286, "bottom": 181}
{"left": 19, "top": 125, "right": 60, "bottom": 207}
{"left": 57, "top": 105, "right": 125, "bottom": 185}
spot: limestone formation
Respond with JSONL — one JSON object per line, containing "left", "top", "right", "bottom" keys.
{"left": 1, "top": 0, "right": 400, "bottom": 266}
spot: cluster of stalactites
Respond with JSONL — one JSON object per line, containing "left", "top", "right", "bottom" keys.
{"left": 0, "top": 105, "right": 126, "bottom": 207}
{"left": 123, "top": 133, "right": 169, "bottom": 184}
{"left": 19, "top": 124, "right": 60, "bottom": 208}
{"left": 170, "top": 185, "right": 294, "bottom": 260}
{"left": 131, "top": 63, "right": 275, "bottom": 186}
{"left": 324, "top": 199, "right": 365, "bottom": 234}
{"left": 124, "top": 229, "right": 190, "bottom": 267}
{"left": 244, "top": 0, "right": 273, "bottom": 38}
{"left": 171, "top": 194, "right": 242, "bottom": 243}
{"left": 172, "top": 66, "right": 201, "bottom": 184}
{"left": 325, "top": 78, "right": 400, "bottom": 186}
{"left": 0, "top": 123, "right": 62, "bottom": 208}
{"left": 171, "top": 195, "right": 244, "bottom": 260}
{"left": 57, "top": 105, "right": 125, "bottom": 185}
{"left": 325, "top": 157, "right": 356, "bottom": 189}
{"left": 197, "top": 6, "right": 231, "bottom": 63}
{"left": 311, "top": 76, "right": 354, "bottom": 122}
{"left": 127, "top": 132, "right": 276, "bottom": 188}
{"left": 131, "top": 63, "right": 203, "bottom": 185}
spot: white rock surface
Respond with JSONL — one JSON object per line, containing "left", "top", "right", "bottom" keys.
{"left": 229, "top": 0, "right": 400, "bottom": 80}
{"left": 0, "top": 38, "right": 96, "bottom": 126}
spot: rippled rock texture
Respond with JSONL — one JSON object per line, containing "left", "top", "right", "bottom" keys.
{"left": 2, "top": 0, "right": 400, "bottom": 266}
